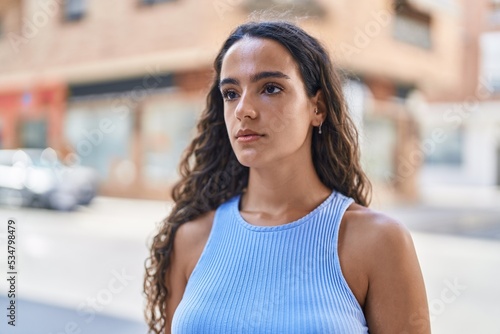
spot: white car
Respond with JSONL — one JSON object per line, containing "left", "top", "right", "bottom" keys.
{"left": 0, "top": 148, "right": 99, "bottom": 211}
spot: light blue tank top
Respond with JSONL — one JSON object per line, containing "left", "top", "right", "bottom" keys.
{"left": 171, "top": 190, "right": 369, "bottom": 333}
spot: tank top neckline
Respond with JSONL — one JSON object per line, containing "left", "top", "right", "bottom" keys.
{"left": 231, "top": 189, "right": 339, "bottom": 232}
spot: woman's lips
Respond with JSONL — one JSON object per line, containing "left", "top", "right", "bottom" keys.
{"left": 236, "top": 134, "right": 263, "bottom": 143}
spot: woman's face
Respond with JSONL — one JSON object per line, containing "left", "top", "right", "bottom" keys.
{"left": 220, "top": 37, "right": 319, "bottom": 169}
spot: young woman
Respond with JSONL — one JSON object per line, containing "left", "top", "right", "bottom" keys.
{"left": 144, "top": 21, "right": 430, "bottom": 334}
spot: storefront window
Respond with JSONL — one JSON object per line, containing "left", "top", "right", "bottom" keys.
{"left": 424, "top": 126, "right": 463, "bottom": 165}
{"left": 20, "top": 119, "right": 48, "bottom": 149}
{"left": 480, "top": 32, "right": 500, "bottom": 93}
{"left": 64, "top": 106, "right": 133, "bottom": 180}
{"left": 142, "top": 99, "right": 198, "bottom": 185}
{"left": 362, "top": 115, "right": 397, "bottom": 181}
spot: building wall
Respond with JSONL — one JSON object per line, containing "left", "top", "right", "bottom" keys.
{"left": 0, "top": 0, "right": 465, "bottom": 200}
{"left": 0, "top": 0, "right": 462, "bottom": 89}
{"left": 417, "top": 101, "right": 500, "bottom": 187}
{"left": 419, "top": 0, "right": 500, "bottom": 189}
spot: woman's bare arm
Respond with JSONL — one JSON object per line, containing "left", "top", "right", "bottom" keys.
{"left": 363, "top": 217, "right": 430, "bottom": 333}
{"left": 164, "top": 228, "right": 188, "bottom": 334}
{"left": 163, "top": 211, "right": 215, "bottom": 334}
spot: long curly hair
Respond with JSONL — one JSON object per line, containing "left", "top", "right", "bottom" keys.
{"left": 144, "top": 20, "right": 372, "bottom": 334}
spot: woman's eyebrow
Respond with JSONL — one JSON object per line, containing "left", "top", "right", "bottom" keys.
{"left": 219, "top": 71, "right": 291, "bottom": 87}
{"left": 251, "top": 71, "right": 291, "bottom": 82}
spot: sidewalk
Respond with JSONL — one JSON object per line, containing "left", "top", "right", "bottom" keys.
{"left": 411, "top": 232, "right": 500, "bottom": 334}
{"left": 385, "top": 185, "right": 500, "bottom": 333}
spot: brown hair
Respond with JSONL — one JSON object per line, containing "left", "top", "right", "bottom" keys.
{"left": 144, "top": 20, "right": 371, "bottom": 333}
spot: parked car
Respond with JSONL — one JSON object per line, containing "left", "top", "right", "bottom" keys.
{"left": 0, "top": 148, "right": 99, "bottom": 211}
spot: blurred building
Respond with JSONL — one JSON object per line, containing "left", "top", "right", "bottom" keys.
{"left": 416, "top": 0, "right": 500, "bottom": 190}
{"left": 0, "top": 0, "right": 463, "bottom": 201}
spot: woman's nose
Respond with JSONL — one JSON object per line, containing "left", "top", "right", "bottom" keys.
{"left": 234, "top": 92, "right": 257, "bottom": 120}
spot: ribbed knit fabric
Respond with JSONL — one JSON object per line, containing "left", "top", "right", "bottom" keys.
{"left": 171, "top": 190, "right": 369, "bottom": 333}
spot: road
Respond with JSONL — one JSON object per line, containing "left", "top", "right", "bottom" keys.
{"left": 0, "top": 194, "right": 499, "bottom": 334}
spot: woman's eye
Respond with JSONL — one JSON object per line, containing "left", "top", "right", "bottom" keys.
{"left": 264, "top": 84, "right": 282, "bottom": 95}
{"left": 222, "top": 90, "right": 238, "bottom": 101}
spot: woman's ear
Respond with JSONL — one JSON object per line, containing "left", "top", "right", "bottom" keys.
{"left": 312, "top": 89, "right": 327, "bottom": 122}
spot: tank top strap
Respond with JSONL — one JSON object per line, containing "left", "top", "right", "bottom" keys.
{"left": 329, "top": 191, "right": 355, "bottom": 249}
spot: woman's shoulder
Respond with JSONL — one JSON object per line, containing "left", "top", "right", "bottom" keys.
{"left": 174, "top": 210, "right": 216, "bottom": 280}
{"left": 340, "top": 203, "right": 416, "bottom": 270}
{"left": 343, "top": 203, "right": 413, "bottom": 246}
{"left": 175, "top": 210, "right": 216, "bottom": 251}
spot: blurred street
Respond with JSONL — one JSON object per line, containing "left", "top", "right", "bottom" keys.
{"left": 383, "top": 187, "right": 500, "bottom": 334}
{"left": 0, "top": 190, "right": 498, "bottom": 334}
{"left": 384, "top": 185, "right": 500, "bottom": 241}
{"left": 0, "top": 297, "right": 146, "bottom": 334}
{"left": 0, "top": 197, "right": 168, "bottom": 334}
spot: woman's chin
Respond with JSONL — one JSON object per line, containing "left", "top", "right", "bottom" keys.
{"left": 235, "top": 151, "right": 265, "bottom": 168}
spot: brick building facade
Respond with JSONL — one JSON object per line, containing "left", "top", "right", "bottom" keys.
{"left": 0, "top": 0, "right": 463, "bottom": 201}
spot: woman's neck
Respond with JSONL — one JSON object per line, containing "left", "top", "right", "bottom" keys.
{"left": 240, "top": 159, "right": 331, "bottom": 218}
